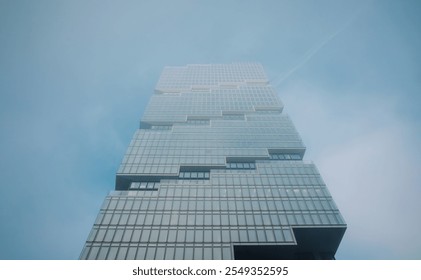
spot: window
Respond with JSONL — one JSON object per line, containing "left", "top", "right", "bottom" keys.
{"left": 269, "top": 153, "right": 301, "bottom": 160}
{"left": 186, "top": 119, "right": 210, "bottom": 125}
{"left": 150, "top": 125, "right": 172, "bottom": 130}
{"left": 179, "top": 171, "right": 210, "bottom": 180}
{"left": 129, "top": 182, "right": 160, "bottom": 190}
{"left": 226, "top": 162, "right": 256, "bottom": 169}
{"left": 222, "top": 114, "right": 244, "bottom": 120}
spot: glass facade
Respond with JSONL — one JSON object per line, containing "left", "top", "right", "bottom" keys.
{"left": 80, "top": 63, "right": 346, "bottom": 260}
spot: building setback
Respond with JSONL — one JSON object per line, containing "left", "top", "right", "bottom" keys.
{"left": 80, "top": 63, "right": 346, "bottom": 260}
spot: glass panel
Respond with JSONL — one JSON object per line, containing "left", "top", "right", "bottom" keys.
{"left": 153, "top": 214, "right": 162, "bottom": 225}
{"left": 230, "top": 230, "right": 239, "bottom": 242}
{"left": 107, "top": 247, "right": 118, "bottom": 260}
{"left": 212, "top": 215, "right": 221, "bottom": 226}
{"left": 185, "top": 248, "right": 194, "bottom": 260}
{"left": 266, "top": 229, "right": 275, "bottom": 242}
{"left": 97, "top": 247, "right": 108, "bottom": 260}
{"left": 175, "top": 247, "right": 184, "bottom": 259}
{"left": 104, "top": 229, "right": 115, "bottom": 242}
{"left": 162, "top": 214, "right": 170, "bottom": 225}
{"left": 140, "top": 230, "right": 150, "bottom": 242}
{"left": 246, "top": 215, "right": 254, "bottom": 226}
{"left": 221, "top": 215, "right": 229, "bottom": 226}
{"left": 179, "top": 214, "right": 187, "bottom": 225}
{"left": 239, "top": 230, "right": 248, "bottom": 242}
{"left": 102, "top": 214, "right": 112, "bottom": 225}
{"left": 113, "top": 229, "right": 124, "bottom": 242}
{"left": 126, "top": 247, "right": 137, "bottom": 260}
{"left": 229, "top": 215, "right": 237, "bottom": 226}
{"left": 194, "top": 247, "right": 203, "bottom": 260}
{"left": 203, "top": 247, "right": 212, "bottom": 260}
{"left": 237, "top": 215, "right": 246, "bottom": 225}
{"left": 196, "top": 214, "right": 204, "bottom": 225}
{"left": 122, "top": 229, "right": 133, "bottom": 242}
{"left": 116, "top": 247, "right": 127, "bottom": 260}
{"left": 159, "top": 230, "right": 168, "bottom": 242}
{"left": 283, "top": 229, "right": 293, "bottom": 241}
{"left": 320, "top": 214, "right": 329, "bottom": 224}
{"left": 274, "top": 229, "right": 284, "bottom": 242}
{"left": 312, "top": 214, "right": 321, "bottom": 224}
{"left": 195, "top": 230, "right": 203, "bottom": 242}
{"left": 95, "top": 229, "right": 106, "bottom": 242}
{"left": 155, "top": 247, "right": 165, "bottom": 260}
{"left": 257, "top": 230, "right": 266, "bottom": 242}
{"left": 262, "top": 214, "right": 271, "bottom": 226}
{"left": 204, "top": 214, "right": 212, "bottom": 225}
{"left": 286, "top": 214, "right": 294, "bottom": 224}
{"left": 144, "top": 214, "right": 153, "bottom": 225}
{"left": 204, "top": 230, "right": 212, "bottom": 242}
{"left": 131, "top": 230, "right": 141, "bottom": 242}
{"left": 146, "top": 247, "right": 156, "bottom": 259}
{"left": 248, "top": 229, "right": 257, "bottom": 242}
{"left": 222, "top": 247, "right": 231, "bottom": 259}
{"left": 213, "top": 230, "right": 221, "bottom": 242}
{"left": 165, "top": 247, "right": 175, "bottom": 259}
{"left": 186, "top": 230, "right": 194, "bottom": 242}
{"left": 168, "top": 230, "right": 177, "bottom": 242}
{"left": 213, "top": 247, "right": 222, "bottom": 260}
{"left": 177, "top": 230, "right": 185, "bottom": 242}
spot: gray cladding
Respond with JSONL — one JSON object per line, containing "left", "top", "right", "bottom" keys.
{"left": 80, "top": 63, "right": 346, "bottom": 260}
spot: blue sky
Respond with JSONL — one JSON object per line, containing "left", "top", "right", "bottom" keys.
{"left": 0, "top": 0, "right": 420, "bottom": 259}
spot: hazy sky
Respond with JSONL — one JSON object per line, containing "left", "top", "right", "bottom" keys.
{"left": 1, "top": 0, "right": 420, "bottom": 259}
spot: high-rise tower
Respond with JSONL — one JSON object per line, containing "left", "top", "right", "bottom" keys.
{"left": 80, "top": 63, "right": 346, "bottom": 260}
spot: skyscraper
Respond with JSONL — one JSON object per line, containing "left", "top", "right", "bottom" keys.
{"left": 80, "top": 63, "right": 346, "bottom": 260}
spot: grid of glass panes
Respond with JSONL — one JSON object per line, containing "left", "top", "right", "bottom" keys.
{"left": 179, "top": 171, "right": 210, "bottom": 179}
{"left": 81, "top": 160, "right": 346, "bottom": 260}
{"left": 129, "top": 182, "right": 160, "bottom": 190}
{"left": 269, "top": 153, "right": 302, "bottom": 160}
{"left": 118, "top": 112, "right": 305, "bottom": 177}
{"left": 156, "top": 63, "right": 268, "bottom": 92}
{"left": 80, "top": 63, "right": 346, "bottom": 260}
{"left": 226, "top": 162, "right": 256, "bottom": 169}
{"left": 143, "top": 88, "right": 282, "bottom": 123}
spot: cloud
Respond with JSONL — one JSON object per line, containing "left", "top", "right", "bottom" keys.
{"left": 280, "top": 82, "right": 421, "bottom": 259}
{"left": 322, "top": 121, "right": 421, "bottom": 259}
{"left": 270, "top": 1, "right": 370, "bottom": 88}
